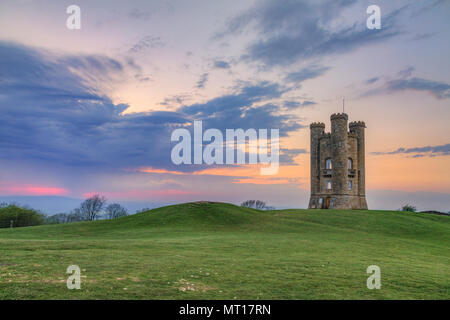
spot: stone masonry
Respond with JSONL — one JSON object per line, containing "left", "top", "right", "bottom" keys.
{"left": 308, "top": 113, "right": 368, "bottom": 209}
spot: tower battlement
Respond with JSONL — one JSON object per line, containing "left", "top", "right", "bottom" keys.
{"left": 319, "top": 132, "right": 331, "bottom": 139}
{"left": 349, "top": 121, "right": 366, "bottom": 128}
{"left": 310, "top": 122, "right": 325, "bottom": 129}
{"left": 308, "top": 113, "right": 368, "bottom": 210}
{"left": 330, "top": 113, "right": 348, "bottom": 121}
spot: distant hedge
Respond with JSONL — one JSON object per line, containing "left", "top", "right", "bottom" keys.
{"left": 0, "top": 205, "right": 44, "bottom": 228}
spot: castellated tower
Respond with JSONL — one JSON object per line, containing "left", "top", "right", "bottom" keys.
{"left": 308, "top": 113, "right": 368, "bottom": 210}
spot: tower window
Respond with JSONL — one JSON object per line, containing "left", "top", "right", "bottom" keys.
{"left": 348, "top": 180, "right": 352, "bottom": 190}
{"left": 326, "top": 158, "right": 332, "bottom": 170}
{"left": 326, "top": 180, "right": 332, "bottom": 190}
{"left": 348, "top": 158, "right": 353, "bottom": 169}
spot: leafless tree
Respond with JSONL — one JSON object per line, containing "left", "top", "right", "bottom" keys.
{"left": 241, "top": 200, "right": 267, "bottom": 210}
{"left": 105, "top": 203, "right": 128, "bottom": 219}
{"left": 79, "top": 194, "right": 107, "bottom": 221}
{"left": 67, "top": 208, "right": 86, "bottom": 222}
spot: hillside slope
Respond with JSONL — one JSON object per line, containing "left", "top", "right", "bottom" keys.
{"left": 0, "top": 202, "right": 448, "bottom": 299}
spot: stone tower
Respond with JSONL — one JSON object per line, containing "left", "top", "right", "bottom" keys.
{"left": 308, "top": 113, "right": 368, "bottom": 209}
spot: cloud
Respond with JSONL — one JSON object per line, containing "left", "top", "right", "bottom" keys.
{"left": 179, "top": 81, "right": 303, "bottom": 136}
{"left": 232, "top": 177, "right": 293, "bottom": 185}
{"left": 410, "top": 0, "right": 448, "bottom": 18}
{"left": 283, "top": 100, "right": 317, "bottom": 109}
{"left": 128, "top": 36, "right": 165, "bottom": 53}
{"left": 0, "top": 41, "right": 188, "bottom": 172}
{"left": 159, "top": 93, "right": 192, "bottom": 107}
{"left": 0, "top": 42, "right": 304, "bottom": 178}
{"left": 0, "top": 182, "right": 69, "bottom": 196}
{"left": 397, "top": 66, "right": 415, "bottom": 78}
{"left": 371, "top": 143, "right": 450, "bottom": 157}
{"left": 213, "top": 60, "right": 230, "bottom": 69}
{"left": 279, "top": 148, "right": 307, "bottom": 164}
{"left": 384, "top": 78, "right": 450, "bottom": 100}
{"left": 284, "top": 65, "right": 331, "bottom": 83}
{"left": 129, "top": 8, "right": 152, "bottom": 21}
{"left": 363, "top": 66, "right": 450, "bottom": 100}
{"left": 410, "top": 33, "right": 435, "bottom": 41}
{"left": 195, "top": 73, "right": 209, "bottom": 89}
{"left": 365, "top": 77, "right": 379, "bottom": 84}
{"left": 218, "top": 0, "right": 402, "bottom": 68}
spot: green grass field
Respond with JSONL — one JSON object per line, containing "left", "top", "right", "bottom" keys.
{"left": 0, "top": 202, "right": 448, "bottom": 299}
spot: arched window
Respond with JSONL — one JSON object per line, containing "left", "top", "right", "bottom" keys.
{"left": 348, "top": 180, "right": 352, "bottom": 190}
{"left": 326, "top": 158, "right": 332, "bottom": 170}
{"left": 348, "top": 158, "right": 353, "bottom": 169}
{"left": 326, "top": 180, "right": 332, "bottom": 190}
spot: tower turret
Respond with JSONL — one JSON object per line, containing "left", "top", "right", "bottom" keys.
{"left": 310, "top": 122, "right": 325, "bottom": 197}
{"left": 349, "top": 121, "right": 368, "bottom": 209}
{"left": 330, "top": 114, "right": 348, "bottom": 202}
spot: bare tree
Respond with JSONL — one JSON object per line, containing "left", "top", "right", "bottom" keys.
{"left": 105, "top": 203, "right": 128, "bottom": 219}
{"left": 67, "top": 208, "right": 86, "bottom": 222}
{"left": 241, "top": 200, "right": 267, "bottom": 210}
{"left": 79, "top": 194, "right": 107, "bottom": 221}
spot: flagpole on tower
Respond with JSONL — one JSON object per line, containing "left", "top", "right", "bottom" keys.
{"left": 342, "top": 96, "right": 345, "bottom": 114}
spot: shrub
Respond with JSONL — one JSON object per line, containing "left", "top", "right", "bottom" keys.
{"left": 241, "top": 200, "right": 268, "bottom": 210}
{"left": 0, "top": 205, "right": 44, "bottom": 228}
{"left": 67, "top": 209, "right": 87, "bottom": 222}
{"left": 105, "top": 203, "right": 128, "bottom": 219}
{"left": 44, "top": 213, "right": 70, "bottom": 224}
{"left": 401, "top": 204, "right": 417, "bottom": 212}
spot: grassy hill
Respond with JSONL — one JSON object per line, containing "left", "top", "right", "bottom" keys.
{"left": 0, "top": 202, "right": 448, "bottom": 299}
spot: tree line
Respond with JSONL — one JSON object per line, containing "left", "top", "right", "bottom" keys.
{"left": 0, "top": 194, "right": 147, "bottom": 228}
{"left": 45, "top": 194, "right": 129, "bottom": 224}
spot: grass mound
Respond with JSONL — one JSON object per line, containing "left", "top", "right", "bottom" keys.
{"left": 0, "top": 202, "right": 448, "bottom": 299}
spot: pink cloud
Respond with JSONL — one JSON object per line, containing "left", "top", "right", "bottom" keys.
{"left": 0, "top": 182, "right": 69, "bottom": 196}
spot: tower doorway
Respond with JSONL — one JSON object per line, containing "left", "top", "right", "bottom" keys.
{"left": 325, "top": 197, "right": 331, "bottom": 209}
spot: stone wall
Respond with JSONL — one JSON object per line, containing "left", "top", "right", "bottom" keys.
{"left": 308, "top": 114, "right": 368, "bottom": 209}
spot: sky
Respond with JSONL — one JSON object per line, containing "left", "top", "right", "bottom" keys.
{"left": 0, "top": 0, "right": 449, "bottom": 212}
